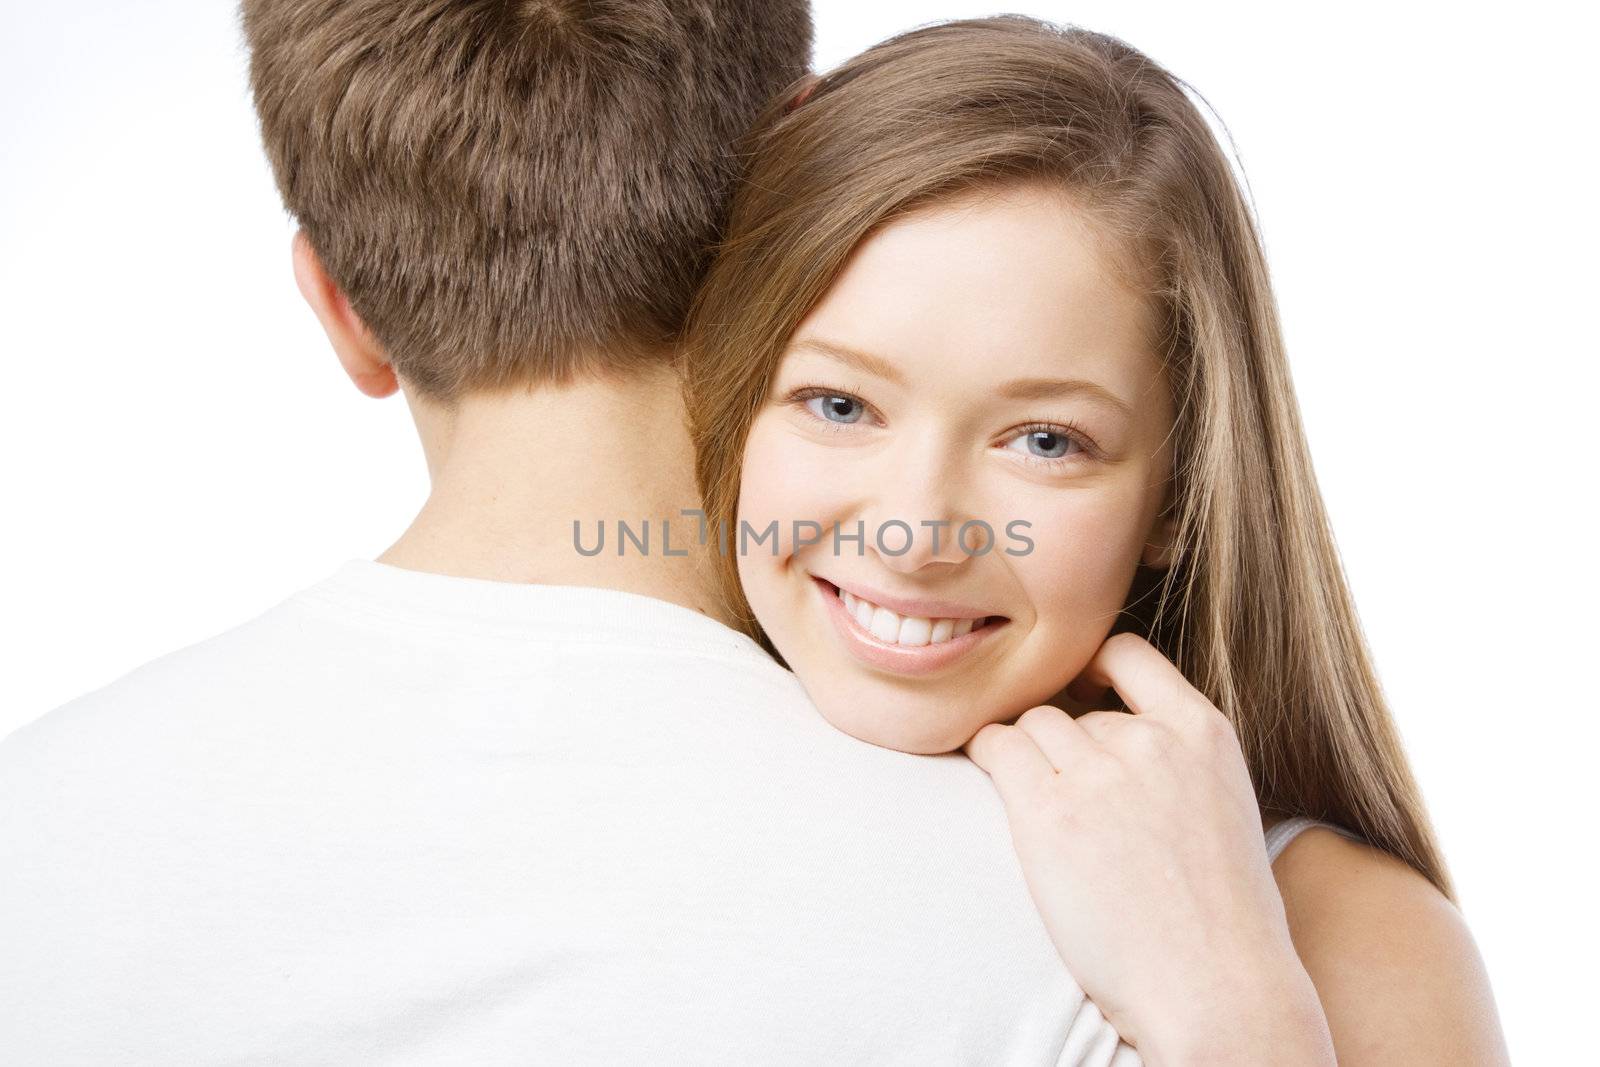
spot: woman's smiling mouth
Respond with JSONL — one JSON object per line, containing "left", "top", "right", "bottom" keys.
{"left": 811, "top": 575, "right": 1009, "bottom": 676}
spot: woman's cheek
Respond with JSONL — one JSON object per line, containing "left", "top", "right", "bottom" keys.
{"left": 737, "top": 420, "right": 849, "bottom": 560}
{"left": 1012, "top": 492, "right": 1150, "bottom": 639}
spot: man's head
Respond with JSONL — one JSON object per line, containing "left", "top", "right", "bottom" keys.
{"left": 241, "top": 0, "right": 812, "bottom": 403}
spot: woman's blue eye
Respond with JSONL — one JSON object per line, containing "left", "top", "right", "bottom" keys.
{"left": 805, "top": 394, "right": 865, "bottom": 424}
{"left": 1004, "top": 426, "right": 1085, "bottom": 462}
{"left": 1027, "top": 430, "right": 1070, "bottom": 457}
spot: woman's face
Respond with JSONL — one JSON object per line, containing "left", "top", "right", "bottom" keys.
{"left": 736, "top": 184, "right": 1178, "bottom": 754}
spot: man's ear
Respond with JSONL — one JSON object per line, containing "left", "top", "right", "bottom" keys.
{"left": 290, "top": 230, "right": 398, "bottom": 398}
{"left": 785, "top": 72, "right": 821, "bottom": 112}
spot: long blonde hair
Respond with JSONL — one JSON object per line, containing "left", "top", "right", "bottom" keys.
{"left": 680, "top": 15, "right": 1455, "bottom": 902}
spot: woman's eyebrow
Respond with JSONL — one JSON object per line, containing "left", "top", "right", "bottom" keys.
{"left": 791, "top": 335, "right": 1132, "bottom": 416}
{"left": 996, "top": 376, "right": 1133, "bottom": 416}
{"left": 788, "top": 337, "right": 907, "bottom": 385}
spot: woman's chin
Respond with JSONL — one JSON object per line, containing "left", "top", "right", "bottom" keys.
{"left": 780, "top": 636, "right": 1077, "bottom": 754}
{"left": 809, "top": 694, "right": 988, "bottom": 756}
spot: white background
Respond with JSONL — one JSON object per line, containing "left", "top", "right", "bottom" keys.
{"left": 2, "top": 1, "right": 1594, "bottom": 1058}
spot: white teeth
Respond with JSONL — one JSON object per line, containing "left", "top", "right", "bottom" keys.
{"left": 869, "top": 606, "right": 901, "bottom": 642}
{"left": 896, "top": 616, "right": 932, "bottom": 647}
{"left": 832, "top": 584, "right": 990, "bottom": 647}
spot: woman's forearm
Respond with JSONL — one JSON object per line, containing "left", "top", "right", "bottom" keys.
{"left": 1134, "top": 954, "right": 1335, "bottom": 1067}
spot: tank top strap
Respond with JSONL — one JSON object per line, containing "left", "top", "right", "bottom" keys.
{"left": 1264, "top": 816, "right": 1365, "bottom": 863}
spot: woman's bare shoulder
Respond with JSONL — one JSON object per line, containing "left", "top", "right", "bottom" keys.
{"left": 1270, "top": 828, "right": 1511, "bottom": 1065}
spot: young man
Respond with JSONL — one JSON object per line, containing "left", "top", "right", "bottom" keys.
{"left": 0, "top": 3, "right": 1129, "bottom": 1061}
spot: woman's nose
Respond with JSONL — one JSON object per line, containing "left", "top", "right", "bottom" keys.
{"left": 858, "top": 453, "right": 972, "bottom": 573}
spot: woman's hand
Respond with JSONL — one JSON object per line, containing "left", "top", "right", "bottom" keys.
{"left": 963, "top": 633, "right": 1335, "bottom": 1066}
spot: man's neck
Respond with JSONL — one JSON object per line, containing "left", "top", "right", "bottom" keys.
{"left": 378, "top": 364, "right": 736, "bottom": 630}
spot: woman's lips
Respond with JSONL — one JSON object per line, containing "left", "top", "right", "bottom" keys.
{"left": 811, "top": 576, "right": 1007, "bottom": 677}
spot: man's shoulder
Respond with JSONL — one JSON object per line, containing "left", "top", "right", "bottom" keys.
{"left": 1, "top": 581, "right": 337, "bottom": 775}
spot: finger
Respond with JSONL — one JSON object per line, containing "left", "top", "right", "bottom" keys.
{"left": 963, "top": 723, "right": 1058, "bottom": 808}
{"left": 1011, "top": 705, "right": 1096, "bottom": 773}
{"left": 1072, "top": 708, "right": 1133, "bottom": 745}
{"left": 1076, "top": 633, "right": 1203, "bottom": 726}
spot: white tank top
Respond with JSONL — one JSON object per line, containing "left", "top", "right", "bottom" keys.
{"left": 1266, "top": 815, "right": 1366, "bottom": 862}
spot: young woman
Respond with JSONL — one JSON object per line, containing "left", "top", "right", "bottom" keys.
{"left": 680, "top": 15, "right": 1507, "bottom": 1066}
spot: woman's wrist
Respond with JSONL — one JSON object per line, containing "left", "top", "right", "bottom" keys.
{"left": 1135, "top": 951, "right": 1335, "bottom": 1067}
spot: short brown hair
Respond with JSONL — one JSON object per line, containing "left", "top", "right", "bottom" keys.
{"left": 241, "top": 0, "right": 812, "bottom": 401}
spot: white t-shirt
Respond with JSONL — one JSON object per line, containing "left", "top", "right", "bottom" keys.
{"left": 0, "top": 560, "right": 1139, "bottom": 1066}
